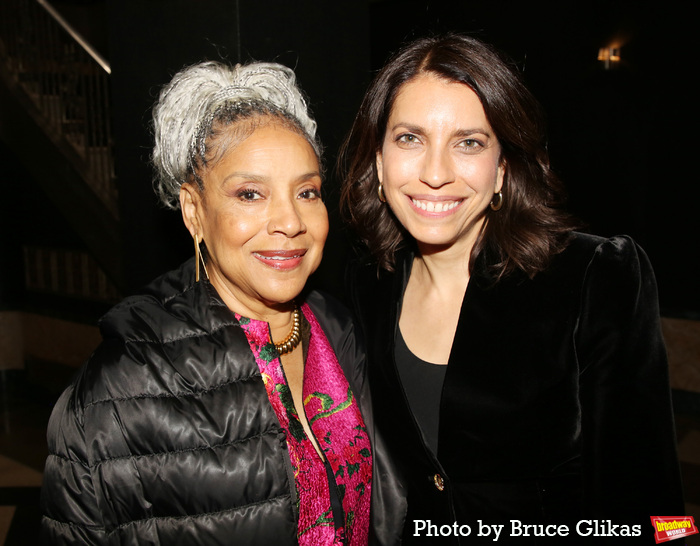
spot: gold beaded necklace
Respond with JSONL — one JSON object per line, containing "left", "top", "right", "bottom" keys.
{"left": 274, "top": 305, "right": 301, "bottom": 355}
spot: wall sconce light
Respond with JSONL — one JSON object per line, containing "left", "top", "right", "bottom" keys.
{"left": 598, "top": 47, "right": 621, "bottom": 70}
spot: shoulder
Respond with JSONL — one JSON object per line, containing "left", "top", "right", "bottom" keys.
{"left": 304, "top": 289, "right": 358, "bottom": 351}
{"left": 70, "top": 260, "right": 244, "bottom": 406}
{"left": 566, "top": 231, "right": 640, "bottom": 256}
{"left": 98, "top": 258, "right": 231, "bottom": 343}
{"left": 559, "top": 233, "right": 659, "bottom": 319}
{"left": 554, "top": 232, "right": 651, "bottom": 279}
{"left": 346, "top": 249, "right": 410, "bottom": 315}
{"left": 502, "top": 233, "right": 657, "bottom": 316}
{"left": 98, "top": 260, "right": 196, "bottom": 343}
{"left": 305, "top": 289, "right": 353, "bottom": 327}
{"left": 349, "top": 252, "right": 405, "bottom": 288}
{"left": 304, "top": 289, "right": 366, "bottom": 379}
{"left": 563, "top": 231, "right": 643, "bottom": 259}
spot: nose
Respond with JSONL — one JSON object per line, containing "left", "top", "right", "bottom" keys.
{"left": 267, "top": 196, "right": 306, "bottom": 237}
{"left": 419, "top": 146, "right": 455, "bottom": 188}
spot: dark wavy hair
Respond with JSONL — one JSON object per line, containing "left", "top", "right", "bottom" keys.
{"left": 339, "top": 34, "right": 577, "bottom": 278}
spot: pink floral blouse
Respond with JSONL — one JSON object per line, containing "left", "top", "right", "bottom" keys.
{"left": 236, "top": 303, "right": 372, "bottom": 545}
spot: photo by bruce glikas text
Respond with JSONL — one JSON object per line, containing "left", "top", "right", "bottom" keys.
{"left": 412, "top": 519, "right": 642, "bottom": 541}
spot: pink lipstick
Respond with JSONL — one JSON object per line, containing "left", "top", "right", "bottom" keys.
{"left": 253, "top": 249, "right": 307, "bottom": 270}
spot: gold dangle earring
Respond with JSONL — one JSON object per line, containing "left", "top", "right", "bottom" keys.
{"left": 194, "top": 234, "right": 209, "bottom": 282}
{"left": 378, "top": 183, "right": 387, "bottom": 203}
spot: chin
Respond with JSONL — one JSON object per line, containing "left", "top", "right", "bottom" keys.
{"left": 410, "top": 230, "right": 459, "bottom": 246}
{"left": 260, "top": 282, "right": 307, "bottom": 306}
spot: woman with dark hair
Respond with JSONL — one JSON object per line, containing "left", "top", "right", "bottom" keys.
{"left": 340, "top": 34, "right": 683, "bottom": 544}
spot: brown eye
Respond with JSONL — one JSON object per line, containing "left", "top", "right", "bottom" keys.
{"left": 397, "top": 133, "right": 418, "bottom": 144}
{"left": 298, "top": 188, "right": 321, "bottom": 200}
{"left": 461, "top": 139, "right": 481, "bottom": 148}
{"left": 456, "top": 138, "right": 485, "bottom": 153}
{"left": 236, "top": 188, "right": 262, "bottom": 201}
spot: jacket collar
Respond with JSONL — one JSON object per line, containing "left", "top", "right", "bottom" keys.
{"left": 99, "top": 258, "right": 237, "bottom": 341}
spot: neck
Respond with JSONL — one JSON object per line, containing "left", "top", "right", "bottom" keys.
{"left": 410, "top": 215, "right": 489, "bottom": 299}
{"left": 410, "top": 253, "right": 469, "bottom": 301}
{"left": 207, "top": 270, "right": 296, "bottom": 335}
{"left": 414, "top": 225, "right": 482, "bottom": 292}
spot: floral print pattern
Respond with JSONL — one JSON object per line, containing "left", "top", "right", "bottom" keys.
{"left": 236, "top": 304, "right": 372, "bottom": 545}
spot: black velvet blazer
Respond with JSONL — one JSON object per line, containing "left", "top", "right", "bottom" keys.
{"left": 350, "top": 233, "right": 684, "bottom": 545}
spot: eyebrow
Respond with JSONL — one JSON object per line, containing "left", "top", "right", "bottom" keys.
{"left": 389, "top": 123, "right": 494, "bottom": 139}
{"left": 454, "top": 128, "right": 494, "bottom": 139}
{"left": 222, "top": 171, "right": 321, "bottom": 185}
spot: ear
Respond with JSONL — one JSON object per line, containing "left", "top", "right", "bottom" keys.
{"left": 375, "top": 150, "right": 383, "bottom": 184}
{"left": 180, "top": 182, "right": 203, "bottom": 239}
{"left": 495, "top": 158, "right": 506, "bottom": 194}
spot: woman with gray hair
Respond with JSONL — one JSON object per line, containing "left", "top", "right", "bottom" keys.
{"left": 40, "top": 61, "right": 372, "bottom": 545}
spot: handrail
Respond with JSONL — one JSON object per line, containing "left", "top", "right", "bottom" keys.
{"left": 36, "top": 0, "right": 111, "bottom": 74}
{"left": 0, "top": 0, "right": 123, "bottom": 300}
{"left": 0, "top": 0, "right": 118, "bottom": 217}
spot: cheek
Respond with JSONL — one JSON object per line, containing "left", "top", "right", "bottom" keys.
{"left": 382, "top": 153, "right": 414, "bottom": 188}
{"left": 311, "top": 208, "right": 330, "bottom": 245}
{"left": 213, "top": 217, "right": 257, "bottom": 250}
{"left": 459, "top": 159, "right": 501, "bottom": 190}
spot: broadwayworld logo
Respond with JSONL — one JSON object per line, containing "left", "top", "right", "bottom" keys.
{"left": 650, "top": 516, "right": 698, "bottom": 543}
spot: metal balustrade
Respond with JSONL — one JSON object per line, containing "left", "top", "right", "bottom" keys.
{"left": 23, "top": 245, "right": 120, "bottom": 304}
{"left": 0, "top": 0, "right": 117, "bottom": 217}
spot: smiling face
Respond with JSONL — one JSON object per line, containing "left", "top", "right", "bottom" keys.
{"left": 376, "top": 73, "right": 505, "bottom": 256}
{"left": 180, "top": 119, "right": 328, "bottom": 318}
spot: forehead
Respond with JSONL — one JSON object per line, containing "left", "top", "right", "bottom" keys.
{"left": 212, "top": 122, "right": 320, "bottom": 176}
{"left": 207, "top": 116, "right": 319, "bottom": 169}
{"left": 213, "top": 114, "right": 310, "bottom": 148}
{"left": 388, "top": 73, "right": 488, "bottom": 126}
{"left": 233, "top": 122, "right": 314, "bottom": 153}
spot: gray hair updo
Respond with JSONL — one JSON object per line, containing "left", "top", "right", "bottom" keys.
{"left": 152, "top": 61, "right": 321, "bottom": 209}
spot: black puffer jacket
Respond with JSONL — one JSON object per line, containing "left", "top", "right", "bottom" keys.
{"left": 40, "top": 259, "right": 370, "bottom": 545}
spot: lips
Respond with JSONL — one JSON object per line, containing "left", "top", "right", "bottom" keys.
{"left": 410, "top": 197, "right": 463, "bottom": 215}
{"left": 253, "top": 249, "right": 307, "bottom": 270}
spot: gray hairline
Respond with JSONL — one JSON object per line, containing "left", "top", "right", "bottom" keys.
{"left": 189, "top": 104, "right": 324, "bottom": 191}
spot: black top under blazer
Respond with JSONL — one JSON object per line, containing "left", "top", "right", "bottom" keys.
{"left": 350, "top": 232, "right": 684, "bottom": 545}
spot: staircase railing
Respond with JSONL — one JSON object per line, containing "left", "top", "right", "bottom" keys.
{"left": 0, "top": 0, "right": 117, "bottom": 217}
{"left": 23, "top": 245, "right": 120, "bottom": 304}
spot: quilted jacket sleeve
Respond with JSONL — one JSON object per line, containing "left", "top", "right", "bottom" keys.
{"left": 577, "top": 236, "right": 684, "bottom": 537}
{"left": 40, "top": 365, "right": 112, "bottom": 545}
